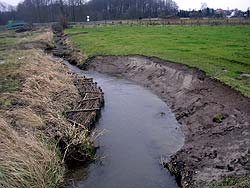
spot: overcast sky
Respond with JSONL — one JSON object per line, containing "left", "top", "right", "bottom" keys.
{"left": 175, "top": 0, "right": 250, "bottom": 11}
{"left": 2, "top": 0, "right": 250, "bottom": 11}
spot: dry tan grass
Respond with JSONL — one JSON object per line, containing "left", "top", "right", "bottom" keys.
{"left": 3, "top": 49, "right": 79, "bottom": 129}
{"left": 17, "top": 27, "right": 53, "bottom": 45}
{"left": 0, "top": 118, "right": 64, "bottom": 188}
{"left": 0, "top": 48, "right": 92, "bottom": 187}
{"left": 6, "top": 107, "right": 46, "bottom": 129}
{"left": 32, "top": 28, "right": 53, "bottom": 43}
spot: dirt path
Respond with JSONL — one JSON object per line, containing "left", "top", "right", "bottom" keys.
{"left": 85, "top": 55, "right": 250, "bottom": 188}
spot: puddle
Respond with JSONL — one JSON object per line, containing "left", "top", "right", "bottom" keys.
{"left": 64, "top": 62, "right": 184, "bottom": 188}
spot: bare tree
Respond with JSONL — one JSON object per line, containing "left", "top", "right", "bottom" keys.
{"left": 0, "top": 0, "right": 179, "bottom": 24}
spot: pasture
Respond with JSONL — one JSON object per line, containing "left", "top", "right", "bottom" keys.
{"left": 66, "top": 26, "right": 250, "bottom": 96}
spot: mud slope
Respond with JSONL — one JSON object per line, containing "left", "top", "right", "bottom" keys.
{"left": 86, "top": 55, "right": 250, "bottom": 188}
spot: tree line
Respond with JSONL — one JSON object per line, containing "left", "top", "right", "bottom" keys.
{"left": 0, "top": 0, "right": 178, "bottom": 24}
{"left": 178, "top": 7, "right": 250, "bottom": 18}
{"left": 177, "top": 3, "right": 250, "bottom": 18}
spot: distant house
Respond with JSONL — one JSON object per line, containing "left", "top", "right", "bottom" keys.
{"left": 215, "top": 8, "right": 225, "bottom": 17}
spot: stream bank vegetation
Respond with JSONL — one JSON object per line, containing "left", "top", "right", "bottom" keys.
{"left": 0, "top": 28, "right": 101, "bottom": 187}
{"left": 65, "top": 26, "right": 250, "bottom": 97}
{"left": 209, "top": 177, "right": 250, "bottom": 188}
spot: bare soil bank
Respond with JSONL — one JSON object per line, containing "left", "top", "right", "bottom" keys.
{"left": 85, "top": 55, "right": 250, "bottom": 188}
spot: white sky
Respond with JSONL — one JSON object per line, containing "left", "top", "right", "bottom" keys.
{"left": 174, "top": 0, "right": 249, "bottom": 11}
{"left": 2, "top": 0, "right": 250, "bottom": 11}
{"left": 1, "top": 0, "right": 21, "bottom": 6}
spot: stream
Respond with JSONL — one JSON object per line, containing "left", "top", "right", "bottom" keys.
{"left": 64, "top": 62, "right": 184, "bottom": 188}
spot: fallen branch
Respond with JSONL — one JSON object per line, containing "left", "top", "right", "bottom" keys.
{"left": 83, "top": 78, "right": 93, "bottom": 81}
{"left": 67, "top": 118, "right": 89, "bottom": 130}
{"left": 80, "top": 91, "right": 104, "bottom": 94}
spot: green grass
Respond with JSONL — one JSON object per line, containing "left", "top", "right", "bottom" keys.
{"left": 0, "top": 52, "right": 21, "bottom": 93}
{"left": 65, "top": 26, "right": 250, "bottom": 96}
{"left": 209, "top": 177, "right": 250, "bottom": 188}
{"left": 0, "top": 60, "right": 21, "bottom": 93}
{"left": 0, "top": 30, "right": 39, "bottom": 50}
{"left": 0, "top": 31, "right": 18, "bottom": 49}
{"left": 0, "top": 30, "right": 37, "bottom": 93}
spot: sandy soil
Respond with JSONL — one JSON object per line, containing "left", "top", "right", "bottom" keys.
{"left": 85, "top": 55, "right": 250, "bottom": 188}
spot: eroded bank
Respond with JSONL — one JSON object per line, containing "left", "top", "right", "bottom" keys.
{"left": 85, "top": 55, "right": 250, "bottom": 188}
{"left": 53, "top": 28, "right": 250, "bottom": 187}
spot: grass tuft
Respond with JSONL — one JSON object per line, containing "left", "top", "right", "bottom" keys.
{"left": 0, "top": 118, "right": 64, "bottom": 188}
{"left": 213, "top": 114, "right": 226, "bottom": 123}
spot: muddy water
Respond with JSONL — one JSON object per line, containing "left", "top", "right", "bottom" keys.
{"left": 65, "top": 62, "right": 184, "bottom": 188}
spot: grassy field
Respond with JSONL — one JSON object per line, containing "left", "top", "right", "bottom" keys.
{"left": 65, "top": 26, "right": 250, "bottom": 96}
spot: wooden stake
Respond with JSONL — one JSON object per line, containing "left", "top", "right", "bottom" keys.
{"left": 80, "top": 97, "right": 101, "bottom": 102}
{"left": 66, "top": 108, "right": 100, "bottom": 113}
{"left": 80, "top": 91, "right": 104, "bottom": 94}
